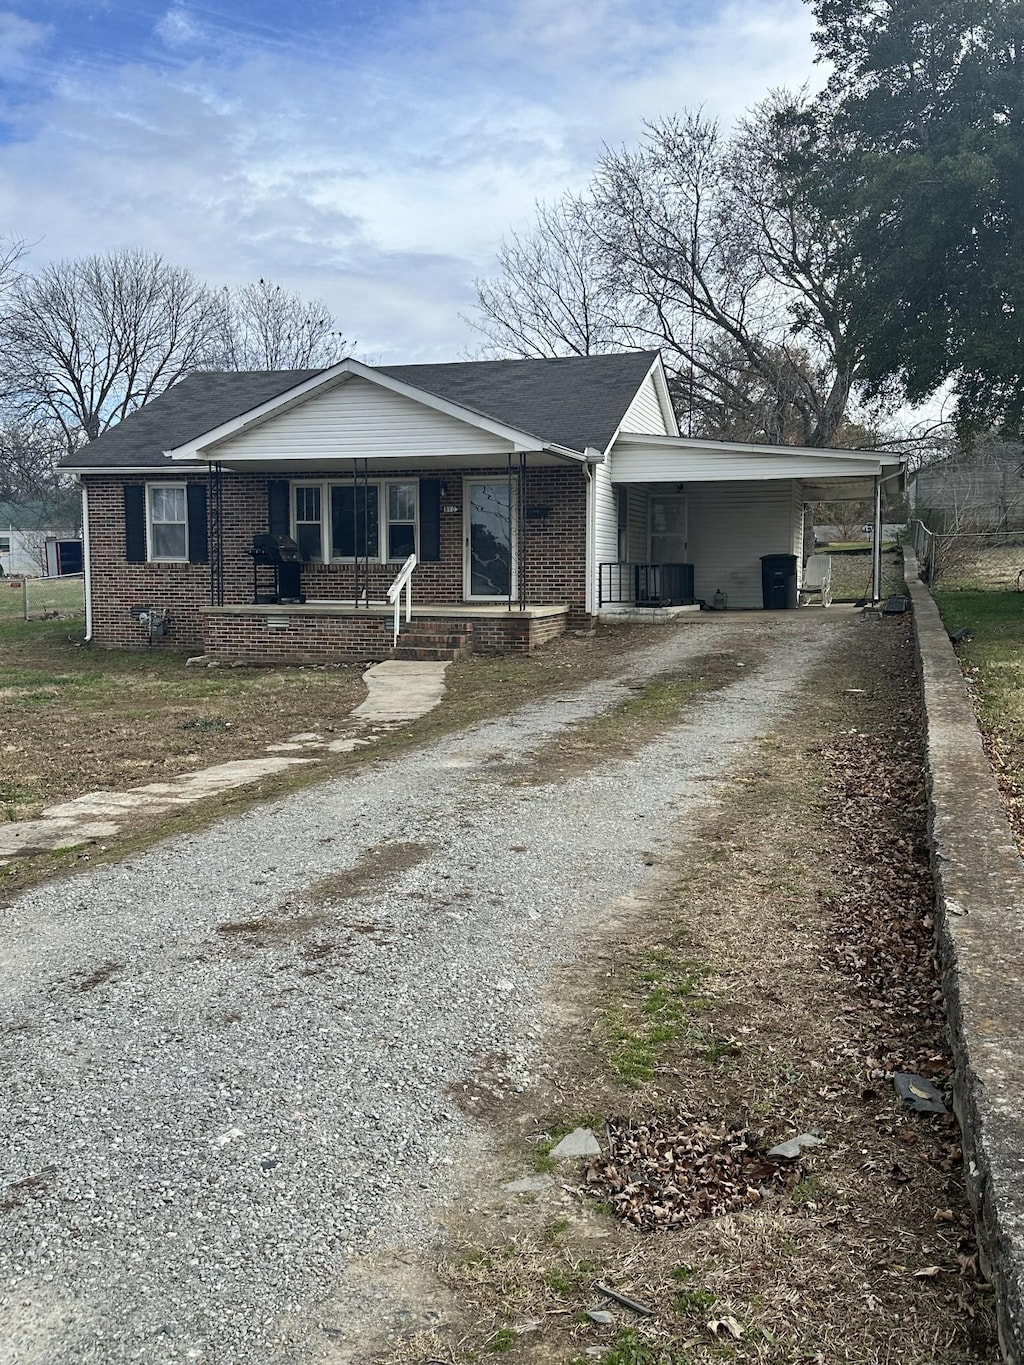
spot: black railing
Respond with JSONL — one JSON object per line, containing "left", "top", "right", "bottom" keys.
{"left": 599, "top": 562, "right": 695, "bottom": 608}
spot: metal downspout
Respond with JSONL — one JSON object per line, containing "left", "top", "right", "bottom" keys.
{"left": 81, "top": 481, "right": 93, "bottom": 641}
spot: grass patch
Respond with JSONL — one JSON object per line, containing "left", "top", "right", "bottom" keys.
{"left": 933, "top": 587, "right": 1024, "bottom": 854}
{"left": 605, "top": 958, "right": 713, "bottom": 1084}
{"left": 573, "top": 1330, "right": 693, "bottom": 1365}
{"left": 514, "top": 649, "right": 758, "bottom": 787}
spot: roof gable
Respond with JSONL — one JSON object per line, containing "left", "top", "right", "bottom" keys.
{"left": 204, "top": 372, "right": 515, "bottom": 462}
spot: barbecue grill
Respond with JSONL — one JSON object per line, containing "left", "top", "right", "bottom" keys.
{"left": 250, "top": 533, "right": 306, "bottom": 604}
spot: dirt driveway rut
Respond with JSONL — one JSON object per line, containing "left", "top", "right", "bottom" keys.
{"left": 0, "top": 614, "right": 845, "bottom": 1364}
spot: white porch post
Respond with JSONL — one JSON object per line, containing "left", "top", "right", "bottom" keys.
{"left": 871, "top": 476, "right": 883, "bottom": 603}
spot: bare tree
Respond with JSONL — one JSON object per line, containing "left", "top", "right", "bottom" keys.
{"left": 471, "top": 196, "right": 632, "bottom": 358}
{"left": 0, "top": 248, "right": 221, "bottom": 451}
{"left": 0, "top": 419, "right": 69, "bottom": 502}
{"left": 214, "top": 278, "right": 347, "bottom": 371}
{"left": 471, "top": 97, "right": 877, "bottom": 446}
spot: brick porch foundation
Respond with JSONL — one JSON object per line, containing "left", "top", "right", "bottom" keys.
{"left": 200, "top": 604, "right": 571, "bottom": 664}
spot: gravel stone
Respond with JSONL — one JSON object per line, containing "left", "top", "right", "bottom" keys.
{"left": 0, "top": 614, "right": 843, "bottom": 1363}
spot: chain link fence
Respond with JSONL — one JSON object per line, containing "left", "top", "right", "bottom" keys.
{"left": 0, "top": 573, "right": 86, "bottom": 622}
{"left": 913, "top": 522, "right": 1024, "bottom": 591}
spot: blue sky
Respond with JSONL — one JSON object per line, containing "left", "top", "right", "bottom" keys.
{"left": 0, "top": 1, "right": 820, "bottom": 362}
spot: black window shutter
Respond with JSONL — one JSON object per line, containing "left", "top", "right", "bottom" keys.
{"left": 187, "top": 483, "right": 208, "bottom": 564}
{"left": 124, "top": 485, "right": 146, "bottom": 563}
{"left": 419, "top": 478, "right": 441, "bottom": 562}
{"left": 267, "top": 479, "right": 290, "bottom": 537}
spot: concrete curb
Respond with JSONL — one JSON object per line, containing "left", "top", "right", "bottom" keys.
{"left": 906, "top": 549, "right": 1024, "bottom": 1362}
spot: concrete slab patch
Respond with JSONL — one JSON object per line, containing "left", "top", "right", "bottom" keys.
{"left": 0, "top": 817, "right": 121, "bottom": 864}
{"left": 352, "top": 660, "right": 450, "bottom": 723}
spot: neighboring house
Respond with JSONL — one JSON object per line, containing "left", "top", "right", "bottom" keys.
{"left": 61, "top": 351, "right": 901, "bottom": 660}
{"left": 911, "top": 448, "right": 1024, "bottom": 531}
{"left": 0, "top": 499, "right": 82, "bottom": 577}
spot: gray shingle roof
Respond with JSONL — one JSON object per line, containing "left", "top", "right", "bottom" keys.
{"left": 61, "top": 370, "right": 321, "bottom": 470}
{"left": 60, "top": 351, "right": 661, "bottom": 469}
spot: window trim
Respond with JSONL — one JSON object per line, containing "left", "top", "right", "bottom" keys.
{"left": 146, "top": 481, "right": 189, "bottom": 563}
{"left": 290, "top": 479, "right": 420, "bottom": 565}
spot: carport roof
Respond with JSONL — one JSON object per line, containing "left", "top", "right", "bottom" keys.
{"left": 611, "top": 432, "right": 903, "bottom": 498}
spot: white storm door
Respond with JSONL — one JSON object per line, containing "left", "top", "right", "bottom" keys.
{"left": 464, "top": 479, "right": 516, "bottom": 600}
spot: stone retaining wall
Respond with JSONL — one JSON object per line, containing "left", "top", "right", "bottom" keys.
{"left": 906, "top": 550, "right": 1024, "bottom": 1362}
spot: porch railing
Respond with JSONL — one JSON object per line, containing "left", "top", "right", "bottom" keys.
{"left": 599, "top": 562, "right": 695, "bottom": 608}
{"left": 386, "top": 552, "right": 417, "bottom": 646}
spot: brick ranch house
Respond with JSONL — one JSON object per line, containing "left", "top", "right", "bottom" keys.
{"left": 62, "top": 350, "right": 902, "bottom": 662}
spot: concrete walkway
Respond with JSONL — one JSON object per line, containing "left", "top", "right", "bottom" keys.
{"left": 0, "top": 660, "right": 451, "bottom": 866}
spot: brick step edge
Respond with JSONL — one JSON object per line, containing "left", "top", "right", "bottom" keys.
{"left": 391, "top": 646, "right": 464, "bottom": 662}
{"left": 393, "top": 635, "right": 469, "bottom": 648}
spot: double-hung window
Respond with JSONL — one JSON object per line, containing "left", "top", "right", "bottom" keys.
{"left": 148, "top": 484, "right": 188, "bottom": 561}
{"left": 385, "top": 482, "right": 417, "bottom": 561}
{"left": 294, "top": 485, "right": 324, "bottom": 562}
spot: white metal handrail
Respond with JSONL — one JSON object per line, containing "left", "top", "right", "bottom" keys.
{"left": 386, "top": 553, "right": 418, "bottom": 646}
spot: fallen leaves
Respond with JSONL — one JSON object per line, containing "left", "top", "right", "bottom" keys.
{"left": 584, "top": 1113, "right": 793, "bottom": 1230}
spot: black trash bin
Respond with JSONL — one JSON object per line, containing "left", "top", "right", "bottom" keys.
{"left": 760, "top": 553, "right": 798, "bottom": 609}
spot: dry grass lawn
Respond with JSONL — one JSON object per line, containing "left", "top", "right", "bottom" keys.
{"left": 0, "top": 615, "right": 669, "bottom": 897}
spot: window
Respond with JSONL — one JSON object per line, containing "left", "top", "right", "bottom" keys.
{"left": 288, "top": 480, "right": 425, "bottom": 562}
{"left": 331, "top": 485, "right": 379, "bottom": 559}
{"left": 386, "top": 482, "right": 417, "bottom": 561}
{"left": 0, "top": 536, "right": 10, "bottom": 555}
{"left": 293, "top": 485, "right": 324, "bottom": 561}
{"left": 615, "top": 487, "right": 628, "bottom": 562}
{"left": 148, "top": 484, "right": 187, "bottom": 561}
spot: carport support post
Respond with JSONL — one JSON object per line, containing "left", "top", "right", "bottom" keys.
{"left": 871, "top": 475, "right": 883, "bottom": 603}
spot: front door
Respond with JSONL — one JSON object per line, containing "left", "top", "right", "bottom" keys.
{"left": 649, "top": 494, "right": 687, "bottom": 562}
{"left": 464, "top": 479, "right": 515, "bottom": 600}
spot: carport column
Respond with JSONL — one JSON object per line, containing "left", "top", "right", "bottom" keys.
{"left": 871, "top": 475, "right": 883, "bottom": 603}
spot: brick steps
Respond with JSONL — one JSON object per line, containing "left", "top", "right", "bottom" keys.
{"left": 390, "top": 627, "right": 471, "bottom": 662}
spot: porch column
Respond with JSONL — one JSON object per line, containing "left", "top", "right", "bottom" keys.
{"left": 871, "top": 475, "right": 883, "bottom": 603}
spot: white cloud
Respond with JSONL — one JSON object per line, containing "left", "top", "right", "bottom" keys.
{"left": 0, "top": 10, "right": 50, "bottom": 71}
{"left": 0, "top": 0, "right": 822, "bottom": 361}
{"left": 154, "top": 7, "right": 205, "bottom": 50}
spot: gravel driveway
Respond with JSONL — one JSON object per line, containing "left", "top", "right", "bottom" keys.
{"left": 0, "top": 614, "right": 846, "bottom": 1364}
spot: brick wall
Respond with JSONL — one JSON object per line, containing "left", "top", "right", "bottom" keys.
{"left": 83, "top": 466, "right": 589, "bottom": 650}
{"left": 202, "top": 610, "right": 568, "bottom": 664}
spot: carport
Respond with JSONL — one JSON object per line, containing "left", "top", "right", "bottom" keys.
{"left": 597, "top": 434, "right": 904, "bottom": 610}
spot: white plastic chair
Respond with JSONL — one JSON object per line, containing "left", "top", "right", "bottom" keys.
{"left": 800, "top": 554, "right": 833, "bottom": 607}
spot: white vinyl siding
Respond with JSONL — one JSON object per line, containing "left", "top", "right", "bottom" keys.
{"left": 592, "top": 459, "right": 618, "bottom": 606}
{"left": 619, "top": 371, "right": 672, "bottom": 436}
{"left": 211, "top": 374, "right": 514, "bottom": 462}
{"left": 612, "top": 442, "right": 883, "bottom": 484}
{"left": 687, "top": 481, "right": 802, "bottom": 609}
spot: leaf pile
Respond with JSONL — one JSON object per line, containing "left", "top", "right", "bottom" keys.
{"left": 584, "top": 1113, "right": 791, "bottom": 1230}
{"left": 819, "top": 718, "right": 948, "bottom": 1081}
